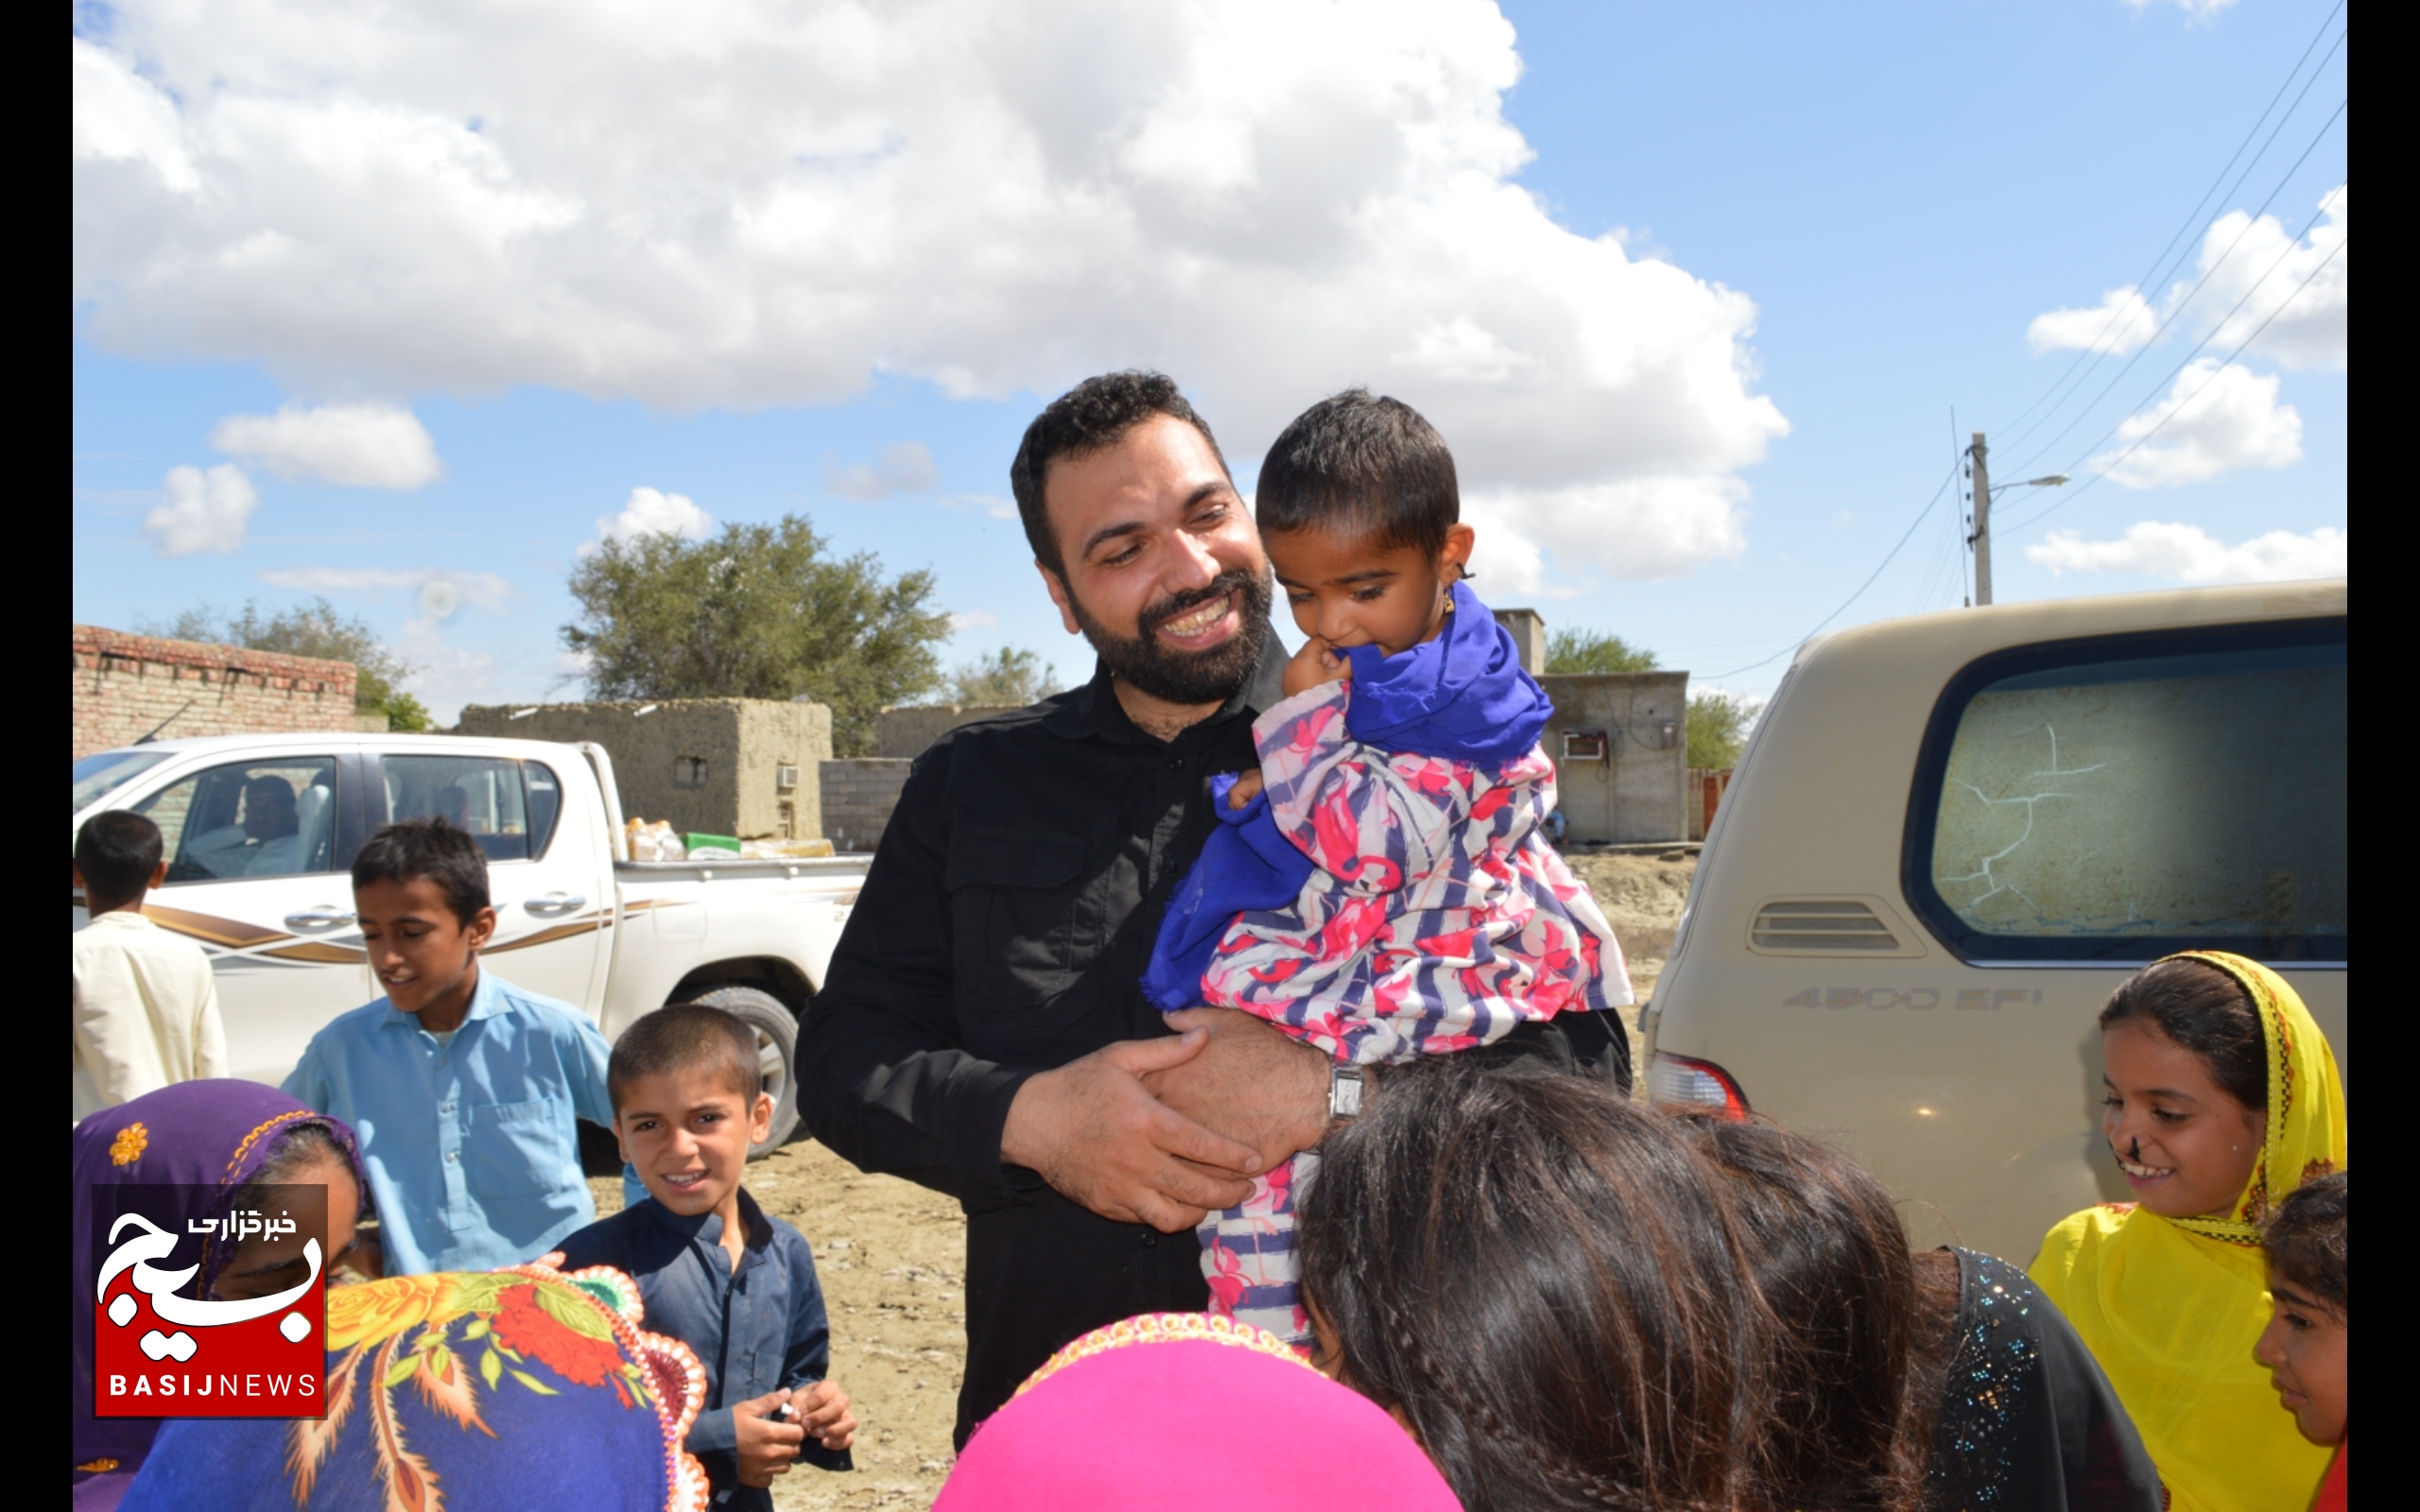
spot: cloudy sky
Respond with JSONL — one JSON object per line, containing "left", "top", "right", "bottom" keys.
{"left": 73, "top": 0, "right": 2349, "bottom": 722}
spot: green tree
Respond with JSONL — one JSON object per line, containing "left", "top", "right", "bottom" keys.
{"left": 1686, "top": 690, "right": 1760, "bottom": 771}
{"left": 562, "top": 515, "right": 949, "bottom": 756}
{"left": 946, "top": 647, "right": 1060, "bottom": 707}
{"left": 145, "top": 598, "right": 430, "bottom": 731}
{"left": 1546, "top": 627, "right": 1660, "bottom": 675}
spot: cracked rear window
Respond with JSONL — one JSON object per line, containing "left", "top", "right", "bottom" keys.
{"left": 1908, "top": 620, "right": 2345, "bottom": 963}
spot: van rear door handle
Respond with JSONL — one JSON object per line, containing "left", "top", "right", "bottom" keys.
{"left": 284, "top": 907, "right": 357, "bottom": 930}
{"left": 523, "top": 893, "right": 587, "bottom": 916}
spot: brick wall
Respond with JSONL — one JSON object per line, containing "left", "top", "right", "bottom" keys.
{"left": 73, "top": 625, "right": 359, "bottom": 761}
{"left": 821, "top": 759, "right": 912, "bottom": 852}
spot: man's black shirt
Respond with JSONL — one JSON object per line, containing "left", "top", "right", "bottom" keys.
{"left": 798, "top": 638, "right": 1289, "bottom": 1444}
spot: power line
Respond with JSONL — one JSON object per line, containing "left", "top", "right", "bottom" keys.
{"left": 1996, "top": 232, "right": 2346, "bottom": 538}
{"left": 2001, "top": 94, "right": 2347, "bottom": 481}
{"left": 1701, "top": 457, "right": 1961, "bottom": 681}
{"left": 1992, "top": 5, "right": 2346, "bottom": 451}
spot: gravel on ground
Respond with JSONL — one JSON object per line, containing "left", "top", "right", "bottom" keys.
{"left": 586, "top": 849, "right": 1695, "bottom": 1508}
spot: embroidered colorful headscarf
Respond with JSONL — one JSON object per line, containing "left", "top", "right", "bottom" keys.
{"left": 116, "top": 1261, "right": 712, "bottom": 1512}
{"left": 74, "top": 1081, "right": 365, "bottom": 1500}
{"left": 937, "top": 1313, "right": 1460, "bottom": 1511}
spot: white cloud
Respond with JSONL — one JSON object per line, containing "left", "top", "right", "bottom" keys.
{"left": 256, "top": 565, "right": 516, "bottom": 612}
{"left": 2090, "top": 358, "right": 2301, "bottom": 488}
{"left": 208, "top": 403, "right": 444, "bottom": 489}
{"left": 393, "top": 616, "right": 501, "bottom": 728}
{"left": 1474, "top": 473, "right": 1750, "bottom": 589}
{"left": 143, "top": 463, "right": 259, "bottom": 556}
{"left": 948, "top": 610, "right": 1000, "bottom": 631}
{"left": 2124, "top": 0, "right": 2238, "bottom": 19}
{"left": 580, "top": 487, "right": 715, "bottom": 558}
{"left": 72, "top": 2, "right": 1788, "bottom": 582}
{"left": 2026, "top": 522, "right": 2344, "bottom": 584}
{"left": 2027, "top": 285, "right": 2156, "bottom": 356}
{"left": 2195, "top": 186, "right": 2346, "bottom": 371}
{"left": 828, "top": 442, "right": 942, "bottom": 502}
{"left": 2021, "top": 184, "right": 2345, "bottom": 372}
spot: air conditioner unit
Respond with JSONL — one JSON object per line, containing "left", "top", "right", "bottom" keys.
{"left": 775, "top": 765, "right": 800, "bottom": 791}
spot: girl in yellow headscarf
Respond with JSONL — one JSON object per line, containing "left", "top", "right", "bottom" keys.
{"left": 2031, "top": 951, "right": 2347, "bottom": 1512}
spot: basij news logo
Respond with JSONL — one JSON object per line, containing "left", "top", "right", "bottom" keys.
{"left": 92, "top": 1182, "right": 331, "bottom": 1418}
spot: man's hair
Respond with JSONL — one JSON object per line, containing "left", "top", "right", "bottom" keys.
{"left": 1009, "top": 370, "right": 1230, "bottom": 575}
{"left": 1254, "top": 388, "right": 1459, "bottom": 558}
{"left": 351, "top": 816, "right": 491, "bottom": 924}
{"left": 1668, "top": 1112, "right": 1924, "bottom": 1512}
{"left": 608, "top": 1003, "right": 762, "bottom": 1114}
{"left": 76, "top": 810, "right": 165, "bottom": 904}
{"left": 2266, "top": 1170, "right": 2347, "bottom": 1316}
{"left": 2099, "top": 956, "right": 2266, "bottom": 1111}
{"left": 1298, "top": 1055, "right": 1771, "bottom": 1512}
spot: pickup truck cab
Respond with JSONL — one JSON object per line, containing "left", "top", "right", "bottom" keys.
{"left": 71, "top": 731, "right": 867, "bottom": 1150}
{"left": 1643, "top": 578, "right": 2346, "bottom": 1263}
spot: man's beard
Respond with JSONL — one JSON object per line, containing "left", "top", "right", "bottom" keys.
{"left": 1068, "top": 565, "right": 1273, "bottom": 707}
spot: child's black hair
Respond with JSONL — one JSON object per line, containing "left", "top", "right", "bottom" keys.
{"left": 1255, "top": 388, "right": 1459, "bottom": 558}
{"left": 1009, "top": 369, "right": 1231, "bottom": 576}
{"left": 351, "top": 816, "right": 491, "bottom": 924}
{"left": 608, "top": 1003, "right": 763, "bottom": 1115}
{"left": 76, "top": 810, "right": 164, "bottom": 906}
{"left": 2099, "top": 956, "right": 2266, "bottom": 1111}
{"left": 2266, "top": 1170, "right": 2347, "bottom": 1316}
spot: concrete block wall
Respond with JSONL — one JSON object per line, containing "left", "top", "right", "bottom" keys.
{"left": 874, "top": 703, "right": 1026, "bottom": 759}
{"left": 455, "top": 697, "right": 831, "bottom": 840}
{"left": 74, "top": 625, "right": 358, "bottom": 760}
{"left": 1537, "top": 671, "right": 1691, "bottom": 844}
{"left": 821, "top": 759, "right": 912, "bottom": 852}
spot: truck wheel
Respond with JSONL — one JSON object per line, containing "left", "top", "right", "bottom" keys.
{"left": 686, "top": 986, "right": 802, "bottom": 1159}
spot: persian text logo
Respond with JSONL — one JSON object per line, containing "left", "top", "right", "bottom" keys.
{"left": 91, "top": 1185, "right": 329, "bottom": 1419}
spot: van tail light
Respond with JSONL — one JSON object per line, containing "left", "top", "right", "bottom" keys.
{"left": 1648, "top": 1052, "right": 1751, "bottom": 1119}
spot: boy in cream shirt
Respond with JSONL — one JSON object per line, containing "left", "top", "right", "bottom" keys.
{"left": 73, "top": 811, "right": 225, "bottom": 1123}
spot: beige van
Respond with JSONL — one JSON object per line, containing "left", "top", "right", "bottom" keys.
{"left": 1642, "top": 578, "right": 2346, "bottom": 1264}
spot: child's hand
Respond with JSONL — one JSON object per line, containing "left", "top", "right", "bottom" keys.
{"left": 1283, "top": 637, "right": 1349, "bottom": 699}
{"left": 1226, "top": 770, "right": 1267, "bottom": 811}
{"left": 732, "top": 1389, "right": 806, "bottom": 1486}
{"left": 787, "top": 1379, "right": 859, "bottom": 1452}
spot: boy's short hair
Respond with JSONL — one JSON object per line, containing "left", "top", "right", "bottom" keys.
{"left": 1254, "top": 388, "right": 1459, "bottom": 558}
{"left": 608, "top": 1003, "right": 763, "bottom": 1114}
{"left": 1009, "top": 370, "right": 1231, "bottom": 576}
{"left": 77, "top": 810, "right": 164, "bottom": 903}
{"left": 351, "top": 816, "right": 491, "bottom": 923}
{"left": 2266, "top": 1170, "right": 2347, "bottom": 1315}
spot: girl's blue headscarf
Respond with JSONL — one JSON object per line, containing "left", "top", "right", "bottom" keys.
{"left": 1143, "top": 580, "right": 1552, "bottom": 1011}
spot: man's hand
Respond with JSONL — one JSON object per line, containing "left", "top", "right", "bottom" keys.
{"left": 786, "top": 1379, "right": 858, "bottom": 1452}
{"left": 732, "top": 1389, "right": 806, "bottom": 1486}
{"left": 1282, "top": 637, "right": 1350, "bottom": 699}
{"left": 1001, "top": 1030, "right": 1265, "bottom": 1232}
{"left": 1146, "top": 1008, "right": 1332, "bottom": 1174}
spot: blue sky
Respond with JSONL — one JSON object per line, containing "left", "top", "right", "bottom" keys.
{"left": 73, "top": 0, "right": 2347, "bottom": 721}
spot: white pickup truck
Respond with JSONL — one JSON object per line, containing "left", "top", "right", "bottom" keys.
{"left": 71, "top": 731, "right": 868, "bottom": 1151}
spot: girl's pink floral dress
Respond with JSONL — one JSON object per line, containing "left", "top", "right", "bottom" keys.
{"left": 1194, "top": 676, "right": 1631, "bottom": 1340}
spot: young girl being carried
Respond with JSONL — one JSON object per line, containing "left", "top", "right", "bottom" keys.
{"left": 1143, "top": 389, "right": 1630, "bottom": 1341}
{"left": 2029, "top": 951, "right": 2347, "bottom": 1512}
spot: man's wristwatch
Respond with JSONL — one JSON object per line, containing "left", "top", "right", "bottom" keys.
{"left": 1329, "top": 1063, "right": 1368, "bottom": 1120}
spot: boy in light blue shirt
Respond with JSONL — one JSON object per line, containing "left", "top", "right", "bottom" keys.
{"left": 284, "top": 816, "right": 614, "bottom": 1275}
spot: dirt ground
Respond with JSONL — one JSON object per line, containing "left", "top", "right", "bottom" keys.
{"left": 588, "top": 850, "right": 1695, "bottom": 1509}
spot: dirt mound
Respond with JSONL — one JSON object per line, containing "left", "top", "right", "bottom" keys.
{"left": 1560, "top": 850, "right": 1697, "bottom": 963}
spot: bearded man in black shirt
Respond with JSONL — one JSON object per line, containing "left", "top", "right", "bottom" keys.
{"left": 798, "top": 371, "right": 1340, "bottom": 1444}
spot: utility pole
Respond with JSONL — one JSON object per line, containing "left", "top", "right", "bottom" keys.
{"left": 1967, "top": 431, "right": 1993, "bottom": 607}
